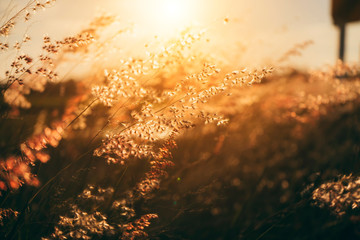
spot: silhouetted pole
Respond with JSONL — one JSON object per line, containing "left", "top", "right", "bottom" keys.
{"left": 331, "top": 0, "right": 360, "bottom": 62}
{"left": 338, "top": 23, "right": 346, "bottom": 61}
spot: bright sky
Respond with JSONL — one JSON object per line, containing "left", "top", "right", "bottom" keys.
{"left": 1, "top": 0, "right": 360, "bottom": 70}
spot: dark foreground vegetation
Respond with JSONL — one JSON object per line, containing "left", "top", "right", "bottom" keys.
{"left": 2, "top": 69, "right": 360, "bottom": 239}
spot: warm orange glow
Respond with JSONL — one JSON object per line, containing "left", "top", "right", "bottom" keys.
{"left": 162, "top": 1, "right": 184, "bottom": 20}
{"left": 123, "top": 0, "right": 197, "bottom": 37}
{"left": 153, "top": 0, "right": 193, "bottom": 32}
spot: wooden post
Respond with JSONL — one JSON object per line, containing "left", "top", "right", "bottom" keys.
{"left": 339, "top": 23, "right": 346, "bottom": 61}
{"left": 331, "top": 0, "right": 360, "bottom": 62}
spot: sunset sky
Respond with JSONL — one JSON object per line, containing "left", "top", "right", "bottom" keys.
{"left": 1, "top": 0, "right": 360, "bottom": 69}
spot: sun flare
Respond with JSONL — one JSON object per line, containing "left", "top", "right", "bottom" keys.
{"left": 162, "top": 0, "right": 185, "bottom": 21}
{"left": 143, "top": 0, "right": 195, "bottom": 35}
{"left": 113, "top": 0, "right": 215, "bottom": 38}
{"left": 155, "top": 0, "right": 191, "bottom": 29}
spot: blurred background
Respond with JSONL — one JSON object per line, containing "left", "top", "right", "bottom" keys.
{"left": 1, "top": 0, "right": 360, "bottom": 72}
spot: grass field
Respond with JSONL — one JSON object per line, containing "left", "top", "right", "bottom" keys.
{"left": 1, "top": 1, "right": 360, "bottom": 239}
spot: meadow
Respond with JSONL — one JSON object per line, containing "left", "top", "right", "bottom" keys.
{"left": 1, "top": 1, "right": 360, "bottom": 239}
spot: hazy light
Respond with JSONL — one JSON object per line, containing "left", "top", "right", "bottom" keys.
{"left": 162, "top": 1, "right": 185, "bottom": 21}
{"left": 154, "top": 0, "right": 191, "bottom": 30}
{"left": 137, "top": 0, "right": 195, "bottom": 36}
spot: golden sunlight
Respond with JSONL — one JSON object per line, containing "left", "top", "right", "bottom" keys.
{"left": 3, "top": 0, "right": 360, "bottom": 239}
{"left": 162, "top": 0, "right": 184, "bottom": 20}
{"left": 154, "top": 0, "right": 193, "bottom": 30}
{"left": 139, "top": 0, "right": 196, "bottom": 35}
